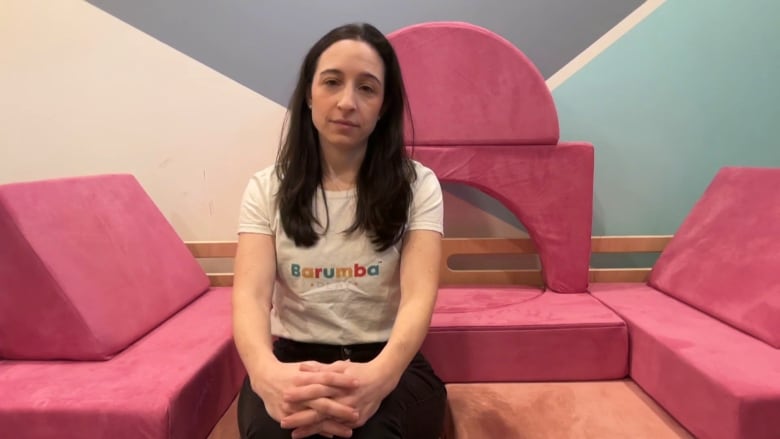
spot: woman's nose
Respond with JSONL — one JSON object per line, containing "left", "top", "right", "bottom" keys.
{"left": 337, "top": 88, "right": 356, "bottom": 110}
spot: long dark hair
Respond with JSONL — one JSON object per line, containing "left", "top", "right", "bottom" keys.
{"left": 275, "top": 23, "right": 415, "bottom": 252}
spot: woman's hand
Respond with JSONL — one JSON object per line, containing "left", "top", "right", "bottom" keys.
{"left": 281, "top": 360, "right": 398, "bottom": 437}
{"left": 251, "top": 360, "right": 361, "bottom": 437}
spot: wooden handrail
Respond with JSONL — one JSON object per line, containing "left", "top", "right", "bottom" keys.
{"left": 186, "top": 241, "right": 237, "bottom": 258}
{"left": 591, "top": 235, "right": 672, "bottom": 253}
{"left": 187, "top": 235, "right": 673, "bottom": 286}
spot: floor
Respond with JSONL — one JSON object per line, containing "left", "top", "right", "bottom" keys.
{"left": 444, "top": 380, "right": 692, "bottom": 439}
{"left": 208, "top": 379, "right": 692, "bottom": 439}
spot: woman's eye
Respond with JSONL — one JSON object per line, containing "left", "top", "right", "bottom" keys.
{"left": 323, "top": 79, "right": 339, "bottom": 87}
{"left": 359, "top": 85, "right": 376, "bottom": 94}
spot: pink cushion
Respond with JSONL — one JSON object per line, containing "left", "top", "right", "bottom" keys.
{"left": 388, "top": 21, "right": 558, "bottom": 145}
{"left": 422, "top": 287, "right": 628, "bottom": 382}
{"left": 648, "top": 167, "right": 780, "bottom": 348}
{"left": 411, "top": 144, "right": 593, "bottom": 292}
{"left": 391, "top": 22, "right": 593, "bottom": 292}
{"left": 0, "top": 174, "right": 209, "bottom": 360}
{"left": 0, "top": 287, "right": 244, "bottom": 439}
{"left": 592, "top": 283, "right": 780, "bottom": 439}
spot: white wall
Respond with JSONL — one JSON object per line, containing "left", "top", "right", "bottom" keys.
{"left": 0, "top": 0, "right": 286, "bottom": 241}
{"left": 0, "top": 0, "right": 526, "bottom": 247}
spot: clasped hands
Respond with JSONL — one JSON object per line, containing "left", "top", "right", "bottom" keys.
{"left": 255, "top": 359, "right": 393, "bottom": 438}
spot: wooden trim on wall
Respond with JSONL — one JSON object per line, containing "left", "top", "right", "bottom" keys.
{"left": 186, "top": 241, "right": 237, "bottom": 258}
{"left": 590, "top": 235, "right": 672, "bottom": 253}
{"left": 187, "top": 235, "right": 672, "bottom": 287}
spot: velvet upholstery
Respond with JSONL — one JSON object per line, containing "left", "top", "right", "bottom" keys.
{"left": 386, "top": 21, "right": 610, "bottom": 385}
{"left": 422, "top": 287, "right": 628, "bottom": 382}
{"left": 0, "top": 287, "right": 245, "bottom": 439}
{"left": 443, "top": 381, "right": 693, "bottom": 439}
{"left": 592, "top": 283, "right": 780, "bottom": 439}
{"left": 0, "top": 174, "right": 209, "bottom": 360}
{"left": 388, "top": 21, "right": 559, "bottom": 146}
{"left": 390, "top": 22, "right": 594, "bottom": 293}
{"left": 648, "top": 167, "right": 780, "bottom": 348}
{"left": 411, "top": 143, "right": 593, "bottom": 293}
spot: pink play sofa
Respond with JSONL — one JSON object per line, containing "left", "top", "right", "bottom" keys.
{"left": 0, "top": 175, "right": 244, "bottom": 438}
{"left": 2, "top": 20, "right": 777, "bottom": 439}
{"left": 591, "top": 167, "right": 780, "bottom": 439}
{"left": 388, "top": 22, "right": 780, "bottom": 439}
{"left": 389, "top": 22, "right": 629, "bottom": 383}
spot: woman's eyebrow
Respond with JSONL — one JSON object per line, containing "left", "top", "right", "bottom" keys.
{"left": 319, "top": 68, "right": 382, "bottom": 84}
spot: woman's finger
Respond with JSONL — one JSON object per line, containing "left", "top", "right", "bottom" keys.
{"left": 284, "top": 383, "right": 354, "bottom": 403}
{"left": 280, "top": 408, "right": 321, "bottom": 430}
{"left": 298, "top": 361, "right": 325, "bottom": 372}
{"left": 306, "top": 397, "right": 360, "bottom": 424}
{"left": 291, "top": 419, "right": 353, "bottom": 439}
{"left": 299, "top": 360, "right": 350, "bottom": 373}
{"left": 292, "top": 370, "right": 360, "bottom": 388}
{"left": 319, "top": 419, "right": 354, "bottom": 438}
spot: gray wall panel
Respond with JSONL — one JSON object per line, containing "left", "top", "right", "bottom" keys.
{"left": 87, "top": 0, "right": 644, "bottom": 105}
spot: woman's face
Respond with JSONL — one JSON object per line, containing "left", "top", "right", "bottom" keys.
{"left": 309, "top": 39, "right": 385, "bottom": 152}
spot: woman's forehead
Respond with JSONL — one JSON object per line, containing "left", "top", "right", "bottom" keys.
{"left": 316, "top": 40, "right": 385, "bottom": 81}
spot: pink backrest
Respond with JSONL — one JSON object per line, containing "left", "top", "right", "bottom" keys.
{"left": 0, "top": 174, "right": 209, "bottom": 360}
{"left": 649, "top": 167, "right": 780, "bottom": 348}
{"left": 389, "top": 22, "right": 593, "bottom": 292}
{"left": 390, "top": 21, "right": 558, "bottom": 145}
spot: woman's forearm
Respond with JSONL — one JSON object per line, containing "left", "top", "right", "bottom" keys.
{"left": 372, "top": 230, "right": 441, "bottom": 387}
{"left": 233, "top": 290, "right": 276, "bottom": 380}
{"left": 232, "top": 233, "right": 279, "bottom": 381}
{"left": 372, "top": 293, "right": 436, "bottom": 386}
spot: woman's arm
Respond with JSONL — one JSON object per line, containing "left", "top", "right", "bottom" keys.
{"left": 233, "top": 233, "right": 360, "bottom": 436}
{"left": 372, "top": 229, "right": 442, "bottom": 387}
{"left": 232, "top": 232, "right": 278, "bottom": 383}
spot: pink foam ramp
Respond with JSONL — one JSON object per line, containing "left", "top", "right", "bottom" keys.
{"left": 649, "top": 167, "right": 780, "bottom": 348}
{"left": 0, "top": 174, "right": 209, "bottom": 360}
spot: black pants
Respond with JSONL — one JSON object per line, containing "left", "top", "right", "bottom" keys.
{"left": 238, "top": 338, "right": 447, "bottom": 438}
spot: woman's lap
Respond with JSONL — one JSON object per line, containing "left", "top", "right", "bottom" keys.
{"left": 237, "top": 339, "right": 447, "bottom": 439}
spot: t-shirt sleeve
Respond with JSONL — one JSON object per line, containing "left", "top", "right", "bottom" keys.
{"left": 237, "top": 170, "right": 275, "bottom": 235}
{"left": 407, "top": 165, "right": 444, "bottom": 234}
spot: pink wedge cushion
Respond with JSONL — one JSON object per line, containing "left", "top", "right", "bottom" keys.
{"left": 390, "top": 22, "right": 593, "bottom": 292}
{"left": 0, "top": 174, "right": 210, "bottom": 360}
{"left": 389, "top": 21, "right": 559, "bottom": 145}
{"left": 649, "top": 167, "right": 780, "bottom": 348}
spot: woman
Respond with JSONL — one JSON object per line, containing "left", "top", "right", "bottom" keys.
{"left": 233, "top": 22, "right": 446, "bottom": 438}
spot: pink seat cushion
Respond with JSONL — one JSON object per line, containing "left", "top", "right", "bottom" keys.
{"left": 0, "top": 287, "right": 245, "bottom": 439}
{"left": 592, "top": 283, "right": 780, "bottom": 439}
{"left": 389, "top": 21, "right": 558, "bottom": 145}
{"left": 0, "top": 174, "right": 209, "bottom": 360}
{"left": 422, "top": 287, "right": 628, "bottom": 382}
{"left": 648, "top": 167, "right": 780, "bottom": 348}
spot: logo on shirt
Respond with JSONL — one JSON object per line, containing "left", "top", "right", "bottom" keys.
{"left": 290, "top": 262, "right": 380, "bottom": 279}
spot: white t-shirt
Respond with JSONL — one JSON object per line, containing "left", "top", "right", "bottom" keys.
{"left": 238, "top": 160, "right": 443, "bottom": 345}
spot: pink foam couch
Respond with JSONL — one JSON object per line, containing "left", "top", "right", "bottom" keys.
{"left": 0, "top": 174, "right": 245, "bottom": 438}
{"left": 591, "top": 167, "right": 780, "bottom": 439}
{"left": 388, "top": 22, "right": 629, "bottom": 383}
{"left": 389, "top": 21, "right": 780, "bottom": 439}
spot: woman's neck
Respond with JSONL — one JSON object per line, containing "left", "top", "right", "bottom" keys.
{"left": 320, "top": 142, "right": 366, "bottom": 190}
